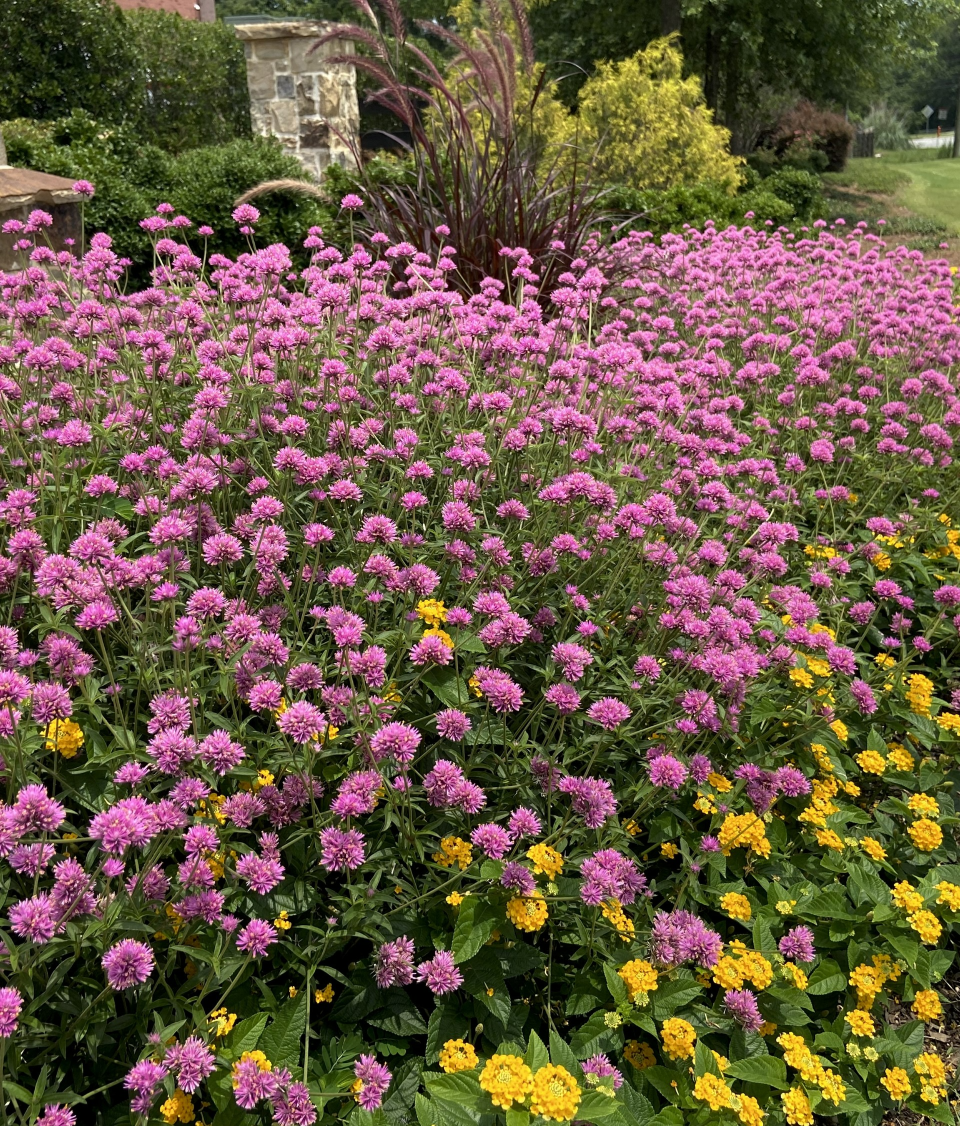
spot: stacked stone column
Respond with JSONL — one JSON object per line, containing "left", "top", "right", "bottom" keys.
{"left": 234, "top": 21, "right": 360, "bottom": 178}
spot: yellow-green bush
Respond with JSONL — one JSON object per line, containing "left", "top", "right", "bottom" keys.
{"left": 550, "top": 38, "right": 742, "bottom": 192}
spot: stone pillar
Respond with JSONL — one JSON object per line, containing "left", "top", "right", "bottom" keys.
{"left": 234, "top": 21, "right": 360, "bottom": 179}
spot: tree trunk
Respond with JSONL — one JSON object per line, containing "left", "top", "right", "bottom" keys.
{"left": 724, "top": 36, "right": 742, "bottom": 150}
{"left": 704, "top": 27, "right": 720, "bottom": 113}
{"left": 954, "top": 75, "right": 960, "bottom": 158}
{"left": 660, "top": 0, "right": 682, "bottom": 37}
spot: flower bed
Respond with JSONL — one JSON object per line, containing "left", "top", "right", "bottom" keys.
{"left": 0, "top": 206, "right": 960, "bottom": 1125}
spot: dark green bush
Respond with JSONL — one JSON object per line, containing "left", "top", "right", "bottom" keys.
{"left": 0, "top": 0, "right": 141, "bottom": 124}
{"left": 0, "top": 0, "right": 249, "bottom": 151}
{"left": 125, "top": 9, "right": 250, "bottom": 152}
{"left": 762, "top": 167, "right": 823, "bottom": 220}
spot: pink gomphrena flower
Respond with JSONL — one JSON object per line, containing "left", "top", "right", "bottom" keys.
{"left": 236, "top": 918, "right": 278, "bottom": 957}
{"left": 369, "top": 722, "right": 420, "bottom": 764}
{"left": 319, "top": 827, "right": 366, "bottom": 871}
{"left": 102, "top": 940, "right": 155, "bottom": 989}
{"left": 586, "top": 697, "right": 632, "bottom": 730}
{"left": 582, "top": 1055, "right": 623, "bottom": 1091}
{"left": 36, "top": 1108, "right": 76, "bottom": 1126}
{"left": 435, "top": 708, "right": 471, "bottom": 740}
{"left": 353, "top": 1055, "right": 391, "bottom": 1110}
{"left": 375, "top": 936, "right": 415, "bottom": 987}
{"left": 233, "top": 1052, "right": 279, "bottom": 1108}
{"left": 507, "top": 808, "right": 541, "bottom": 839}
{"left": 470, "top": 823, "right": 512, "bottom": 859}
{"left": 416, "top": 950, "right": 463, "bottom": 995}
{"left": 273, "top": 1080, "right": 318, "bottom": 1125}
{"left": 340, "top": 194, "right": 364, "bottom": 210}
{"left": 167, "top": 1036, "right": 216, "bottom": 1092}
{"left": 557, "top": 775, "right": 616, "bottom": 828}
{"left": 232, "top": 203, "right": 260, "bottom": 226}
{"left": 0, "top": 987, "right": 22, "bottom": 1036}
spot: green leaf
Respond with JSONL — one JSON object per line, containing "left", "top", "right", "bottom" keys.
{"left": 649, "top": 980, "right": 702, "bottom": 1020}
{"left": 506, "top": 1111, "right": 530, "bottom": 1126}
{"left": 694, "top": 1040, "right": 720, "bottom": 1078}
{"left": 549, "top": 1030, "right": 582, "bottom": 1076}
{"left": 617, "top": 1082, "right": 654, "bottom": 1126}
{"left": 603, "top": 965, "right": 629, "bottom": 1005}
{"left": 570, "top": 1012, "right": 620, "bottom": 1059}
{"left": 426, "top": 1004, "right": 470, "bottom": 1065}
{"left": 224, "top": 1013, "right": 268, "bottom": 1058}
{"left": 804, "top": 887, "right": 857, "bottom": 920}
{"left": 452, "top": 898, "right": 500, "bottom": 965}
{"left": 806, "top": 959, "right": 847, "bottom": 995}
{"left": 525, "top": 1030, "right": 549, "bottom": 1072}
{"left": 260, "top": 994, "right": 307, "bottom": 1069}
{"left": 578, "top": 1091, "right": 621, "bottom": 1121}
{"left": 724, "top": 1055, "right": 789, "bottom": 1089}
{"left": 424, "top": 1072, "right": 482, "bottom": 1107}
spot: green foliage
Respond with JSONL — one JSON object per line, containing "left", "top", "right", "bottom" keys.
{"left": 861, "top": 103, "right": 912, "bottom": 152}
{"left": 0, "top": 0, "right": 141, "bottom": 124}
{"left": 604, "top": 165, "right": 821, "bottom": 238}
{"left": 2, "top": 112, "right": 324, "bottom": 280}
{"left": 0, "top": 0, "right": 249, "bottom": 151}
{"left": 550, "top": 38, "right": 741, "bottom": 192}
{"left": 124, "top": 9, "right": 251, "bottom": 152}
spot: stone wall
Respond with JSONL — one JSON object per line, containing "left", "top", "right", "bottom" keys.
{"left": 234, "top": 22, "right": 360, "bottom": 179}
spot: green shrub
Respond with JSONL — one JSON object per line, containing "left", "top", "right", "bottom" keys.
{"left": 762, "top": 167, "right": 823, "bottom": 220}
{"left": 548, "top": 38, "right": 742, "bottom": 192}
{"left": 0, "top": 0, "right": 249, "bottom": 152}
{"left": 861, "top": 102, "right": 912, "bottom": 151}
{"left": 0, "top": 0, "right": 141, "bottom": 124}
{"left": 125, "top": 9, "right": 251, "bottom": 152}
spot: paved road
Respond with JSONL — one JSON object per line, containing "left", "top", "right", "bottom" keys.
{"left": 911, "top": 134, "right": 954, "bottom": 148}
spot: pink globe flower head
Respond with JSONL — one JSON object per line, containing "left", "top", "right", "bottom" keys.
{"left": 102, "top": 940, "right": 155, "bottom": 990}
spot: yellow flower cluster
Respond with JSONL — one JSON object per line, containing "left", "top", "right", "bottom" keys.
{"left": 506, "top": 891, "right": 548, "bottom": 932}
{"left": 781, "top": 961, "right": 808, "bottom": 990}
{"left": 479, "top": 1055, "right": 533, "bottom": 1109}
{"left": 160, "top": 1089, "right": 194, "bottom": 1124}
{"left": 798, "top": 776, "right": 839, "bottom": 828}
{"left": 440, "top": 1039, "right": 478, "bottom": 1073}
{"left": 423, "top": 626, "right": 455, "bottom": 649}
{"left": 905, "top": 673, "right": 934, "bottom": 717}
{"left": 713, "top": 944, "right": 773, "bottom": 991}
{"left": 854, "top": 749, "right": 885, "bottom": 775}
{"left": 848, "top": 957, "right": 901, "bottom": 1009}
{"left": 44, "top": 719, "right": 84, "bottom": 758}
{"left": 892, "top": 881, "right": 923, "bottom": 913}
{"left": 844, "top": 1009, "right": 874, "bottom": 1037}
{"left": 908, "top": 793, "right": 939, "bottom": 817}
{"left": 433, "top": 836, "right": 473, "bottom": 870}
{"left": 623, "top": 1040, "right": 656, "bottom": 1070}
{"left": 861, "top": 836, "right": 886, "bottom": 861}
{"left": 880, "top": 1066, "right": 911, "bottom": 1100}
{"left": 914, "top": 1052, "right": 949, "bottom": 1104}
{"left": 601, "top": 899, "right": 634, "bottom": 941}
{"left": 717, "top": 812, "right": 770, "bottom": 858}
{"left": 789, "top": 667, "right": 813, "bottom": 689}
{"left": 618, "top": 959, "right": 658, "bottom": 1001}
{"left": 660, "top": 1018, "right": 696, "bottom": 1060}
{"left": 909, "top": 909, "right": 942, "bottom": 945}
{"left": 908, "top": 818, "right": 943, "bottom": 852}
{"left": 529, "top": 1064, "right": 581, "bottom": 1121}
{"left": 912, "top": 990, "right": 942, "bottom": 1022}
{"left": 692, "top": 1072, "right": 732, "bottom": 1111}
{"left": 416, "top": 598, "right": 447, "bottom": 627}
{"left": 526, "top": 843, "right": 563, "bottom": 878}
{"left": 936, "top": 880, "right": 960, "bottom": 910}
{"left": 208, "top": 1007, "right": 237, "bottom": 1037}
{"left": 777, "top": 1034, "right": 845, "bottom": 1104}
{"left": 314, "top": 984, "right": 334, "bottom": 1003}
{"left": 936, "top": 710, "right": 960, "bottom": 733}
{"left": 886, "top": 742, "right": 914, "bottom": 771}
{"left": 781, "top": 1087, "right": 813, "bottom": 1125}
{"left": 719, "top": 892, "right": 752, "bottom": 921}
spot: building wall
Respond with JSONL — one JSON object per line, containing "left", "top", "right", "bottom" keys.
{"left": 114, "top": 0, "right": 216, "bottom": 21}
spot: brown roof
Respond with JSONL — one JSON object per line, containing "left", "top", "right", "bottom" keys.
{"left": 0, "top": 168, "right": 82, "bottom": 213}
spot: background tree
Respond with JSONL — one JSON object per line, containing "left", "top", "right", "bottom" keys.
{"left": 0, "top": 0, "right": 141, "bottom": 123}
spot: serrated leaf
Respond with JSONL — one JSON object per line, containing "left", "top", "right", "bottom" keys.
{"left": 452, "top": 898, "right": 500, "bottom": 964}
{"left": 806, "top": 959, "right": 846, "bottom": 995}
{"left": 724, "top": 1055, "right": 789, "bottom": 1089}
{"left": 525, "top": 1030, "right": 549, "bottom": 1072}
{"left": 549, "top": 1030, "right": 582, "bottom": 1076}
{"left": 225, "top": 1013, "right": 268, "bottom": 1058}
{"left": 260, "top": 995, "right": 307, "bottom": 1069}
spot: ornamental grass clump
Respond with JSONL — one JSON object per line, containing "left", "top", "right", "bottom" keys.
{"left": 1, "top": 199, "right": 960, "bottom": 1124}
